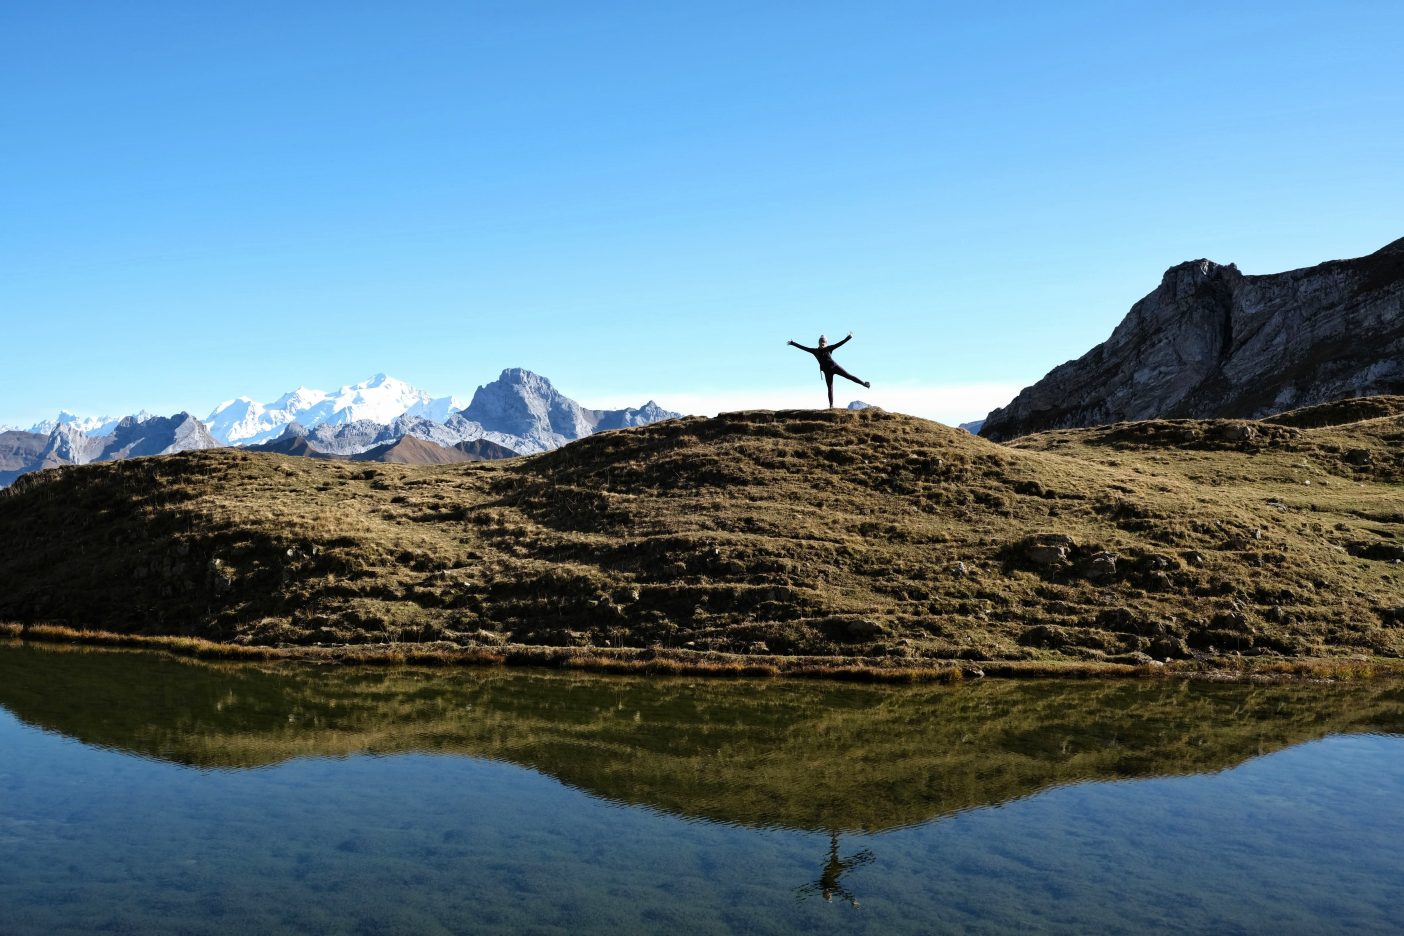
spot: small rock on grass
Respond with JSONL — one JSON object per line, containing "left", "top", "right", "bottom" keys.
{"left": 846, "top": 619, "right": 886, "bottom": 640}
{"left": 1081, "top": 552, "right": 1117, "bottom": 580}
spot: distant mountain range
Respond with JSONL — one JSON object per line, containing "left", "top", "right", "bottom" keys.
{"left": 205, "top": 374, "right": 464, "bottom": 446}
{"left": 2, "top": 369, "right": 678, "bottom": 487}
{"left": 1, "top": 413, "right": 221, "bottom": 487}
{"left": 981, "top": 237, "right": 1404, "bottom": 440}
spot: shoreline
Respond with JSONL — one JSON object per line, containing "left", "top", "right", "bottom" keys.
{"left": 4, "top": 622, "right": 1399, "bottom": 684}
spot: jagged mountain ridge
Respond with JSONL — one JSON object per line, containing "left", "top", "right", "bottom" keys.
{"left": 1, "top": 415, "right": 221, "bottom": 487}
{"left": 981, "top": 237, "right": 1404, "bottom": 441}
{"left": 201, "top": 369, "right": 672, "bottom": 450}
{"left": 4, "top": 369, "right": 679, "bottom": 486}
{"left": 457, "top": 368, "right": 674, "bottom": 453}
{"left": 269, "top": 413, "right": 522, "bottom": 458}
{"left": 26, "top": 411, "right": 145, "bottom": 437}
{"left": 255, "top": 369, "right": 677, "bottom": 457}
{"left": 206, "top": 374, "right": 461, "bottom": 445}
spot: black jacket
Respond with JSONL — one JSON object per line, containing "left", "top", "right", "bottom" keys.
{"left": 789, "top": 335, "right": 851, "bottom": 372}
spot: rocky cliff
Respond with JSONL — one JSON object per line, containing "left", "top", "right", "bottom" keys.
{"left": 0, "top": 431, "right": 48, "bottom": 487}
{"left": 97, "top": 412, "right": 222, "bottom": 461}
{"left": 460, "top": 368, "right": 678, "bottom": 453}
{"left": 981, "top": 238, "right": 1404, "bottom": 441}
{"left": 0, "top": 413, "right": 221, "bottom": 486}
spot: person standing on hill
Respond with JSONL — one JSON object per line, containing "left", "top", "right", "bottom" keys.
{"left": 788, "top": 332, "right": 870, "bottom": 408}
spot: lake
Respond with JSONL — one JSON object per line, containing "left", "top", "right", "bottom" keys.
{"left": 2, "top": 640, "right": 1403, "bottom": 934}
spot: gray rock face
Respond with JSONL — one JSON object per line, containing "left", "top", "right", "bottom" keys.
{"left": 243, "top": 371, "right": 676, "bottom": 459}
{"left": 591, "top": 399, "right": 676, "bottom": 431}
{"left": 297, "top": 419, "right": 398, "bottom": 456}
{"left": 283, "top": 415, "right": 524, "bottom": 458}
{"left": 981, "top": 238, "right": 1404, "bottom": 441}
{"left": 96, "top": 413, "right": 221, "bottom": 461}
{"left": 463, "top": 368, "right": 593, "bottom": 447}
{"left": 38, "top": 423, "right": 103, "bottom": 466}
{"left": 4, "top": 369, "right": 678, "bottom": 484}
{"left": 0, "top": 431, "right": 46, "bottom": 471}
{"left": 462, "top": 368, "right": 679, "bottom": 454}
{"left": 0, "top": 413, "right": 222, "bottom": 487}
{"left": 253, "top": 370, "right": 679, "bottom": 460}
{"left": 0, "top": 431, "right": 48, "bottom": 487}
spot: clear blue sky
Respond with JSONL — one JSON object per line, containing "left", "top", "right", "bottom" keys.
{"left": 3, "top": 1, "right": 1401, "bottom": 427}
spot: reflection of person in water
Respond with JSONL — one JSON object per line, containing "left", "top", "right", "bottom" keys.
{"left": 788, "top": 332, "right": 871, "bottom": 408}
{"left": 796, "top": 833, "right": 876, "bottom": 908}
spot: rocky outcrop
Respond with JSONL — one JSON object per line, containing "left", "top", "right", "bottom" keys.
{"left": 96, "top": 413, "right": 221, "bottom": 461}
{"left": 39, "top": 423, "right": 104, "bottom": 466}
{"left": 461, "top": 368, "right": 679, "bottom": 453}
{"left": 462, "top": 368, "right": 593, "bottom": 445}
{"left": 981, "top": 238, "right": 1404, "bottom": 441}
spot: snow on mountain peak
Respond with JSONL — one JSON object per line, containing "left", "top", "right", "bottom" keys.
{"left": 204, "top": 375, "right": 451, "bottom": 445}
{"left": 28, "top": 410, "right": 146, "bottom": 437}
{"left": 317, "top": 374, "right": 434, "bottom": 427}
{"left": 271, "top": 387, "right": 327, "bottom": 410}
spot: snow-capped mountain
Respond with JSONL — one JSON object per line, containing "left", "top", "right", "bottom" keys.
{"left": 205, "top": 374, "right": 462, "bottom": 445}
{"left": 5, "top": 369, "right": 679, "bottom": 486}
{"left": 406, "top": 394, "right": 468, "bottom": 423}
{"left": 203, "top": 370, "right": 672, "bottom": 451}
{"left": 253, "top": 371, "right": 679, "bottom": 457}
{"left": 28, "top": 411, "right": 146, "bottom": 437}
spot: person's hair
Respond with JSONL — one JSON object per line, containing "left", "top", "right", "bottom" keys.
{"left": 818, "top": 334, "right": 827, "bottom": 345}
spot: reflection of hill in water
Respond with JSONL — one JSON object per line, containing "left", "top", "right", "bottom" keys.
{"left": 4, "top": 640, "right": 1403, "bottom": 833}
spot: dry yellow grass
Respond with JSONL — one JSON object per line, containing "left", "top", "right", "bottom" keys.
{"left": 1, "top": 401, "right": 1401, "bottom": 678}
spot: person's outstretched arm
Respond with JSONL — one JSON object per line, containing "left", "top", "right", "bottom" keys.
{"left": 788, "top": 340, "right": 817, "bottom": 352}
{"left": 829, "top": 332, "right": 853, "bottom": 350}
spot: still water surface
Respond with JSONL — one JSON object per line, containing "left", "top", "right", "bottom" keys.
{"left": 2, "top": 640, "right": 1403, "bottom": 934}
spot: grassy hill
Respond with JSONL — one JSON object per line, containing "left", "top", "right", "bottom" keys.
{"left": 2, "top": 404, "right": 1402, "bottom": 678}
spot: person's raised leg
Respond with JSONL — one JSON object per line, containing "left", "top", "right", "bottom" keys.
{"left": 832, "top": 364, "right": 871, "bottom": 389}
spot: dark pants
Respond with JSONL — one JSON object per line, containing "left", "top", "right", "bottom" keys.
{"left": 823, "top": 365, "right": 865, "bottom": 407}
